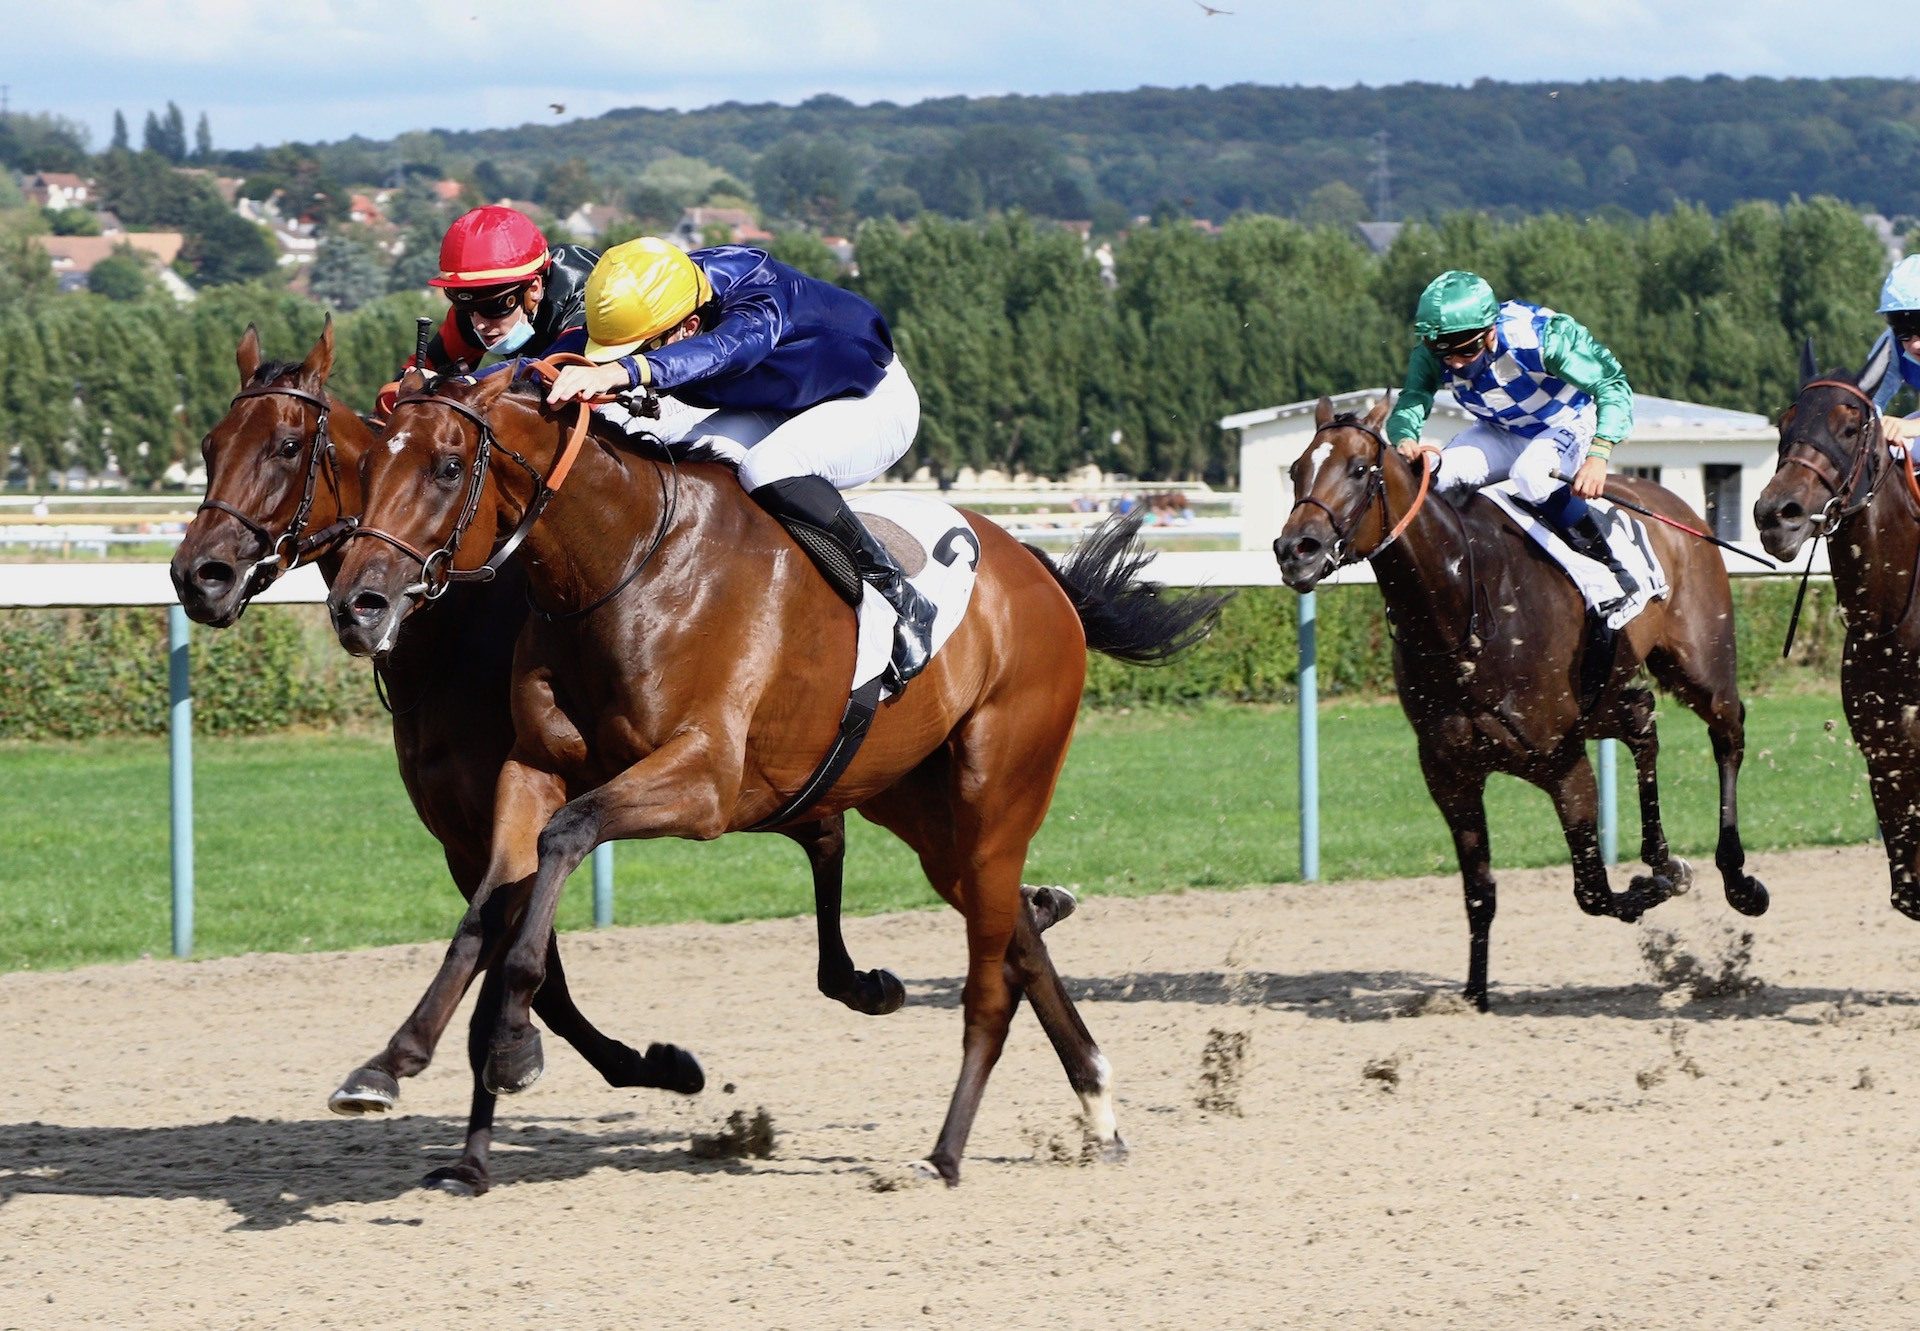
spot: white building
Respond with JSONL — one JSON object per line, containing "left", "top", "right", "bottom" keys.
{"left": 1222, "top": 387, "right": 1778, "bottom": 553}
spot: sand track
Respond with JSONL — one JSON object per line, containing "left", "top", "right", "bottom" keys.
{"left": 3, "top": 843, "right": 1918, "bottom": 1329}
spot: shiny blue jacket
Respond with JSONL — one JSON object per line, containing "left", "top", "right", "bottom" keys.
{"left": 1869, "top": 327, "right": 1920, "bottom": 412}
{"left": 553, "top": 246, "right": 894, "bottom": 412}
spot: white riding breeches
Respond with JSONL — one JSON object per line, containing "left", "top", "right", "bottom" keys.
{"left": 1436, "top": 420, "right": 1590, "bottom": 504}
{"left": 649, "top": 356, "right": 921, "bottom": 492}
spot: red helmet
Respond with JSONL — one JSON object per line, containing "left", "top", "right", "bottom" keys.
{"left": 429, "top": 206, "right": 551, "bottom": 289}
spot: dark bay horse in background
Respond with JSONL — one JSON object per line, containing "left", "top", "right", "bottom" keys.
{"left": 169, "top": 323, "right": 707, "bottom": 1194}
{"left": 1753, "top": 338, "right": 1920, "bottom": 918}
{"left": 1275, "top": 395, "right": 1768, "bottom": 1010}
{"left": 325, "top": 365, "right": 1226, "bottom": 1186}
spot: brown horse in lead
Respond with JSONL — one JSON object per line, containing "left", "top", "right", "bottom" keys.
{"left": 169, "top": 324, "right": 903, "bottom": 1195}
{"left": 323, "top": 364, "right": 1224, "bottom": 1188}
{"left": 1753, "top": 339, "right": 1920, "bottom": 917}
{"left": 1275, "top": 395, "right": 1767, "bottom": 1010}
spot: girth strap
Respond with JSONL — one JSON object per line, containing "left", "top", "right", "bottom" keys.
{"left": 746, "top": 678, "right": 884, "bottom": 832}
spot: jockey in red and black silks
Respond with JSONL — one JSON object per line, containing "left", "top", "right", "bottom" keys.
{"left": 377, "top": 206, "right": 597, "bottom": 413}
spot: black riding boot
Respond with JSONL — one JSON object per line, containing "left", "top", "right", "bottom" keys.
{"left": 751, "top": 475, "right": 938, "bottom": 690}
{"left": 1558, "top": 512, "right": 1640, "bottom": 607}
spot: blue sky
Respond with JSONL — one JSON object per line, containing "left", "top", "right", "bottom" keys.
{"left": 11, "top": 0, "right": 1914, "bottom": 150}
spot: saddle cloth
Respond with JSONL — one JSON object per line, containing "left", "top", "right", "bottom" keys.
{"left": 846, "top": 494, "right": 981, "bottom": 699}
{"left": 1481, "top": 483, "right": 1668, "bottom": 631}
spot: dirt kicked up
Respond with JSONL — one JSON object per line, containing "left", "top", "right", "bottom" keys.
{"left": 3, "top": 843, "right": 1918, "bottom": 1329}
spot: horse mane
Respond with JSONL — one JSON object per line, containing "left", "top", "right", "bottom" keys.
{"left": 483, "top": 363, "right": 740, "bottom": 471}
{"left": 247, "top": 360, "right": 301, "bottom": 386}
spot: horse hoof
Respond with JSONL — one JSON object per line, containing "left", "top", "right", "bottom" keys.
{"left": 1024, "top": 884, "right": 1078, "bottom": 932}
{"left": 1464, "top": 986, "right": 1490, "bottom": 1014}
{"left": 421, "top": 1164, "right": 490, "bottom": 1198}
{"left": 1726, "top": 875, "right": 1770, "bottom": 917}
{"left": 858, "top": 968, "right": 907, "bottom": 1016}
{"left": 1667, "top": 858, "right": 1695, "bottom": 892}
{"left": 1095, "top": 1133, "right": 1129, "bottom": 1165}
{"left": 1893, "top": 885, "right": 1920, "bottom": 922}
{"left": 328, "top": 1067, "right": 399, "bottom": 1116}
{"left": 921, "top": 1155, "right": 961, "bottom": 1188}
{"left": 483, "top": 1029, "right": 545, "bottom": 1095}
{"left": 639, "top": 1042, "right": 705, "bottom": 1095}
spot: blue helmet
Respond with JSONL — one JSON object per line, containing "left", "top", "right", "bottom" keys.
{"left": 1878, "top": 255, "right": 1920, "bottom": 313}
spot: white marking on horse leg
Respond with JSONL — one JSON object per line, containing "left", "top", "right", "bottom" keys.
{"left": 1077, "top": 1052, "right": 1118, "bottom": 1143}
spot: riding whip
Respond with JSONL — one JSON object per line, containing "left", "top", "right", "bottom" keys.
{"left": 413, "top": 316, "right": 433, "bottom": 369}
{"left": 1550, "top": 471, "right": 1778, "bottom": 569}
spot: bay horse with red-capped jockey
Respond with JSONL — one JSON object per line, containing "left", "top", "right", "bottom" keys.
{"left": 169, "top": 322, "right": 909, "bottom": 1196}
{"left": 1275, "top": 394, "right": 1767, "bottom": 1010}
{"left": 324, "top": 361, "right": 1226, "bottom": 1187}
{"left": 1753, "top": 338, "right": 1920, "bottom": 918}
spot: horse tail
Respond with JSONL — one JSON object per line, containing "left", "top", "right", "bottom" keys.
{"left": 1023, "top": 512, "right": 1233, "bottom": 665}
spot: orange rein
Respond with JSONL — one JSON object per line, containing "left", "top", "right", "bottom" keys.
{"left": 1384, "top": 442, "right": 1436, "bottom": 546}
{"left": 515, "top": 352, "right": 624, "bottom": 493}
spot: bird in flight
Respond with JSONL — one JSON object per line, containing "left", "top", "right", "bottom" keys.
{"left": 1194, "top": 0, "right": 1233, "bottom": 13}
{"left": 549, "top": 102, "right": 567, "bottom": 114}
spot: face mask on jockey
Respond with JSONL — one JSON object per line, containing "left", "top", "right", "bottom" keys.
{"left": 482, "top": 316, "right": 536, "bottom": 355}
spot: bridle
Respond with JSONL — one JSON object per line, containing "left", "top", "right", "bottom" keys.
{"left": 342, "top": 385, "right": 562, "bottom": 602}
{"left": 1779, "top": 378, "right": 1886, "bottom": 530}
{"left": 341, "top": 356, "right": 672, "bottom": 614}
{"left": 195, "top": 381, "right": 355, "bottom": 598}
{"left": 1287, "top": 416, "right": 1432, "bottom": 572}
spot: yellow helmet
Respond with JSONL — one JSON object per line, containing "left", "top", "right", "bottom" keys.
{"left": 583, "top": 238, "right": 714, "bottom": 361}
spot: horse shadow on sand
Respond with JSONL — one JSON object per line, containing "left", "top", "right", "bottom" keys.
{"left": 0, "top": 1110, "right": 804, "bottom": 1231}
{"left": 909, "top": 969, "right": 1920, "bottom": 1025}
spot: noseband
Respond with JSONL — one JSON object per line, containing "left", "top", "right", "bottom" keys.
{"left": 1780, "top": 378, "right": 1885, "bottom": 529}
{"left": 1288, "top": 417, "right": 1431, "bottom": 570}
{"left": 196, "top": 382, "right": 354, "bottom": 598}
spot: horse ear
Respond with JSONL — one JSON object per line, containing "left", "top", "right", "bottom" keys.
{"left": 1859, "top": 330, "right": 1896, "bottom": 401}
{"left": 468, "top": 370, "right": 516, "bottom": 410}
{"left": 1314, "top": 395, "right": 1335, "bottom": 428}
{"left": 1362, "top": 392, "right": 1392, "bottom": 429}
{"left": 397, "top": 365, "right": 429, "bottom": 398}
{"left": 1799, "top": 336, "right": 1818, "bottom": 388}
{"left": 235, "top": 324, "right": 262, "bottom": 385}
{"left": 298, "top": 314, "right": 335, "bottom": 387}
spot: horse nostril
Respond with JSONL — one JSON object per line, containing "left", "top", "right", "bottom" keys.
{"left": 1775, "top": 502, "right": 1805, "bottom": 524}
{"left": 191, "top": 559, "right": 234, "bottom": 592}
{"left": 347, "top": 590, "right": 390, "bottom": 626}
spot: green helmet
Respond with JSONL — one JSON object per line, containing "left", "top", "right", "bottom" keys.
{"left": 1413, "top": 270, "right": 1498, "bottom": 341}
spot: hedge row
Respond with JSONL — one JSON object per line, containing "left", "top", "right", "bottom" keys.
{"left": 0, "top": 605, "right": 382, "bottom": 740}
{"left": 1080, "top": 576, "right": 1850, "bottom": 707}
{"left": 0, "top": 578, "right": 1849, "bottom": 741}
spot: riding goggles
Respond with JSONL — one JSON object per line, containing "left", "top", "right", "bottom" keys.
{"left": 1888, "top": 311, "right": 1920, "bottom": 342}
{"left": 448, "top": 283, "right": 531, "bottom": 319}
{"left": 1425, "top": 328, "right": 1492, "bottom": 359}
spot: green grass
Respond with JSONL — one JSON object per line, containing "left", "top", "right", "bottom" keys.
{"left": 0, "top": 693, "right": 1877, "bottom": 972}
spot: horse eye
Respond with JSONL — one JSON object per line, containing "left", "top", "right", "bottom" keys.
{"left": 276, "top": 435, "right": 302, "bottom": 459}
{"left": 435, "top": 455, "right": 464, "bottom": 484}
{"left": 1347, "top": 459, "right": 1368, "bottom": 478}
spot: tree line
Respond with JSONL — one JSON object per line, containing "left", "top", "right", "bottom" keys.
{"left": 284, "top": 77, "right": 1920, "bottom": 230}
{"left": 0, "top": 198, "right": 1894, "bottom": 488}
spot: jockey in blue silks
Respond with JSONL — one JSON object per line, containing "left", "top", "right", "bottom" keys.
{"left": 1870, "top": 255, "right": 1920, "bottom": 444}
{"left": 545, "top": 237, "right": 935, "bottom": 691}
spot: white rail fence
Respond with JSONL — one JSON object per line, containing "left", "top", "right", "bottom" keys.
{"left": 0, "top": 543, "right": 1822, "bottom": 958}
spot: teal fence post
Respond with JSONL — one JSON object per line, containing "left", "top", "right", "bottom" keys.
{"left": 1299, "top": 590, "right": 1319, "bottom": 881}
{"left": 593, "top": 842, "right": 614, "bottom": 926}
{"left": 168, "top": 605, "right": 194, "bottom": 958}
{"left": 1598, "top": 737, "right": 1618, "bottom": 867}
